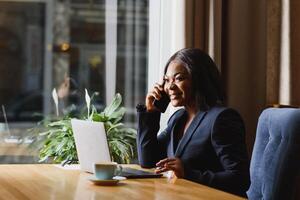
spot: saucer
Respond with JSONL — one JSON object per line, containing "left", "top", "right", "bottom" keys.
{"left": 88, "top": 176, "right": 126, "bottom": 186}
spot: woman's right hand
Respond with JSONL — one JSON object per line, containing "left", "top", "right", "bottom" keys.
{"left": 145, "top": 83, "right": 165, "bottom": 112}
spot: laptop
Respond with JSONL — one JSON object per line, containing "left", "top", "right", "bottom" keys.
{"left": 71, "top": 119, "right": 162, "bottom": 178}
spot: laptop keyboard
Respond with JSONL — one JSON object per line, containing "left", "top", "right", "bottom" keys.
{"left": 120, "top": 167, "right": 162, "bottom": 178}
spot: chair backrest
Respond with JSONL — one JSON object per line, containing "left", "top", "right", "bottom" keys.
{"left": 247, "top": 108, "right": 300, "bottom": 200}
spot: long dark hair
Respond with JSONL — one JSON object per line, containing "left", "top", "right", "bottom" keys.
{"left": 164, "top": 48, "right": 224, "bottom": 110}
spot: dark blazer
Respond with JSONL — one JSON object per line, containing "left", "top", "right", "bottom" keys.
{"left": 137, "top": 106, "right": 250, "bottom": 197}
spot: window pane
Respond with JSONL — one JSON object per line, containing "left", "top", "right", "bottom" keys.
{"left": 0, "top": 0, "right": 148, "bottom": 164}
{"left": 116, "top": 0, "right": 148, "bottom": 126}
{"left": 0, "top": 2, "right": 45, "bottom": 122}
{"left": 0, "top": 1, "right": 45, "bottom": 163}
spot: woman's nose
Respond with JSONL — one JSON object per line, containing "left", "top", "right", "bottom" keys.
{"left": 168, "top": 82, "right": 176, "bottom": 90}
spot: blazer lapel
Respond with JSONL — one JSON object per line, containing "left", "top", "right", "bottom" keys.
{"left": 170, "top": 111, "right": 186, "bottom": 157}
{"left": 175, "top": 111, "right": 207, "bottom": 157}
{"left": 169, "top": 125, "right": 176, "bottom": 157}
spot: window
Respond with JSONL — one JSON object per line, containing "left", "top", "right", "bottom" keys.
{"left": 0, "top": 0, "right": 148, "bottom": 163}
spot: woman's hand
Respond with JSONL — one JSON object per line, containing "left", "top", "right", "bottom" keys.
{"left": 145, "top": 83, "right": 165, "bottom": 112}
{"left": 155, "top": 157, "right": 185, "bottom": 178}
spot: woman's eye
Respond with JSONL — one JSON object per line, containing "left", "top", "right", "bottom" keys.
{"left": 164, "top": 78, "right": 170, "bottom": 83}
{"left": 175, "top": 76, "right": 184, "bottom": 81}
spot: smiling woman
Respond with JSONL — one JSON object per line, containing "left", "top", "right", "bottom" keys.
{"left": 163, "top": 62, "right": 193, "bottom": 107}
{"left": 137, "top": 48, "right": 250, "bottom": 197}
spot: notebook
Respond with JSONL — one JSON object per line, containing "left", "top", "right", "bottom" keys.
{"left": 71, "top": 119, "right": 162, "bottom": 178}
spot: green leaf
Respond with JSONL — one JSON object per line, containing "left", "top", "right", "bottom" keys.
{"left": 107, "top": 123, "right": 124, "bottom": 134}
{"left": 103, "top": 93, "right": 122, "bottom": 117}
{"left": 92, "top": 113, "right": 108, "bottom": 122}
{"left": 109, "top": 107, "right": 126, "bottom": 120}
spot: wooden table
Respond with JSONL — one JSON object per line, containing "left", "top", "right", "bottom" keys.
{"left": 0, "top": 164, "right": 246, "bottom": 200}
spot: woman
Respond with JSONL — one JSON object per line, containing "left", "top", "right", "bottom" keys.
{"left": 136, "top": 48, "right": 250, "bottom": 197}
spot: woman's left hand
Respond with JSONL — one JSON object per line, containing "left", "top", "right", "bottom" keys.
{"left": 155, "top": 157, "right": 184, "bottom": 178}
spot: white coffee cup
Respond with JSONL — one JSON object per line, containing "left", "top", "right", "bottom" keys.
{"left": 93, "top": 162, "right": 122, "bottom": 180}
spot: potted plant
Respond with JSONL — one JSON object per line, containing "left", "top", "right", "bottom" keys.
{"left": 29, "top": 90, "right": 137, "bottom": 165}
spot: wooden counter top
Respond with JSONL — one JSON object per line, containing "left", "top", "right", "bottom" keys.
{"left": 0, "top": 164, "right": 246, "bottom": 200}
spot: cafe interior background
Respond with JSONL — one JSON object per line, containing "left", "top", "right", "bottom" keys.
{"left": 0, "top": 0, "right": 299, "bottom": 181}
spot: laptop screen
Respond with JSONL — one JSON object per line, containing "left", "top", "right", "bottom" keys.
{"left": 71, "top": 119, "right": 111, "bottom": 173}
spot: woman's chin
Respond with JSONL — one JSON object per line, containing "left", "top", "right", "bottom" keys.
{"left": 170, "top": 100, "right": 183, "bottom": 107}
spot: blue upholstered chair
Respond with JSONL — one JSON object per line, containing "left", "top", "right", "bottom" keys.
{"left": 247, "top": 108, "right": 300, "bottom": 200}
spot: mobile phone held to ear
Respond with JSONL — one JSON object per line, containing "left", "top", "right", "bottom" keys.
{"left": 153, "top": 91, "right": 170, "bottom": 113}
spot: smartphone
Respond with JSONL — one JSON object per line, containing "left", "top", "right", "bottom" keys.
{"left": 153, "top": 88, "right": 170, "bottom": 113}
